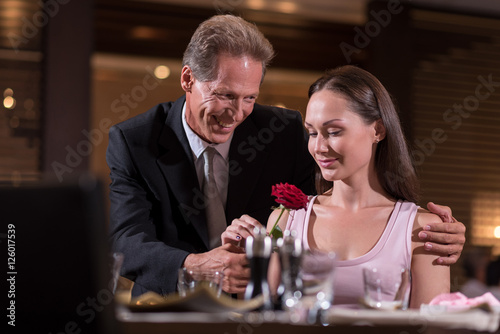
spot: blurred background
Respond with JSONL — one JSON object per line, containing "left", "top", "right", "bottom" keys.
{"left": 1, "top": 0, "right": 500, "bottom": 292}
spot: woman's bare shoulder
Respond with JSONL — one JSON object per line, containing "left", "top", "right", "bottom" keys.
{"left": 414, "top": 207, "right": 442, "bottom": 229}
{"left": 267, "top": 208, "right": 291, "bottom": 233}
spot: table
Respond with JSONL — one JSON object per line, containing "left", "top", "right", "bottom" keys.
{"left": 116, "top": 307, "right": 500, "bottom": 334}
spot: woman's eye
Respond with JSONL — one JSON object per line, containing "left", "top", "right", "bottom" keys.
{"left": 308, "top": 132, "right": 317, "bottom": 137}
{"left": 328, "top": 131, "right": 341, "bottom": 136}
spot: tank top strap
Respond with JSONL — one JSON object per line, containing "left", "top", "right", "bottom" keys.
{"left": 285, "top": 195, "right": 316, "bottom": 250}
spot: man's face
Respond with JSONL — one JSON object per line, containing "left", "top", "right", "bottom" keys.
{"left": 182, "top": 54, "right": 262, "bottom": 144}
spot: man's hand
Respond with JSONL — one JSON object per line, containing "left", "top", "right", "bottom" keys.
{"left": 183, "top": 243, "right": 249, "bottom": 294}
{"left": 419, "top": 202, "right": 466, "bottom": 265}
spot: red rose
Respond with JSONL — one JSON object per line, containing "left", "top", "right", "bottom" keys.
{"left": 269, "top": 183, "right": 308, "bottom": 239}
{"left": 271, "top": 183, "right": 308, "bottom": 210}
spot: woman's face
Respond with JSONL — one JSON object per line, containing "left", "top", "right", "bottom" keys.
{"left": 305, "top": 90, "right": 379, "bottom": 183}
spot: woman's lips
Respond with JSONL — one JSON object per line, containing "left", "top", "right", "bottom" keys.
{"left": 317, "top": 158, "right": 338, "bottom": 168}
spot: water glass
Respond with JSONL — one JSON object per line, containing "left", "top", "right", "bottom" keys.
{"left": 109, "top": 252, "right": 124, "bottom": 295}
{"left": 362, "top": 266, "right": 411, "bottom": 310}
{"left": 177, "top": 267, "right": 224, "bottom": 297}
{"left": 288, "top": 250, "right": 336, "bottom": 324}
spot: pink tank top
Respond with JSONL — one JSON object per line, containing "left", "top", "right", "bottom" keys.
{"left": 285, "top": 196, "right": 418, "bottom": 307}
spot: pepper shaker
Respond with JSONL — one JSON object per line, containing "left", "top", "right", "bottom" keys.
{"left": 278, "top": 230, "right": 303, "bottom": 310}
{"left": 244, "top": 227, "right": 273, "bottom": 310}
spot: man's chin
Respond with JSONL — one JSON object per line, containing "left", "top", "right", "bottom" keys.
{"left": 207, "top": 132, "right": 233, "bottom": 144}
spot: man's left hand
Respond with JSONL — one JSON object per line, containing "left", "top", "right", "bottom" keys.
{"left": 419, "top": 202, "right": 466, "bottom": 265}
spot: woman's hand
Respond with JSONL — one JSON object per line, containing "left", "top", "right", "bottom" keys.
{"left": 221, "top": 214, "right": 264, "bottom": 249}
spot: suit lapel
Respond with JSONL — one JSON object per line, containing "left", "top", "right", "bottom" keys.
{"left": 156, "top": 96, "right": 209, "bottom": 249}
{"left": 226, "top": 115, "right": 270, "bottom": 222}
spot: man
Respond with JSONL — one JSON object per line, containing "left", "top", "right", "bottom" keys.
{"left": 107, "top": 15, "right": 465, "bottom": 297}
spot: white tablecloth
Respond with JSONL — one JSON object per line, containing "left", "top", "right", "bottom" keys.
{"left": 326, "top": 307, "right": 500, "bottom": 332}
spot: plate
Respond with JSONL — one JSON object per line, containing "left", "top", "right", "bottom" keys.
{"left": 116, "top": 286, "right": 264, "bottom": 313}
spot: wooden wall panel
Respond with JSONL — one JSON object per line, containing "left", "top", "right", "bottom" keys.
{"left": 0, "top": 1, "right": 42, "bottom": 183}
{"left": 94, "top": 0, "right": 364, "bottom": 72}
{"left": 412, "top": 29, "right": 500, "bottom": 254}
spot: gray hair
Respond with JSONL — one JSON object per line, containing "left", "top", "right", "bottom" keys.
{"left": 182, "top": 15, "right": 275, "bottom": 82}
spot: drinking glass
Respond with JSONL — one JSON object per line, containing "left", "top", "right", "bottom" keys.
{"left": 362, "top": 266, "right": 411, "bottom": 310}
{"left": 286, "top": 250, "right": 336, "bottom": 324}
{"left": 177, "top": 267, "right": 224, "bottom": 297}
{"left": 110, "top": 252, "right": 124, "bottom": 295}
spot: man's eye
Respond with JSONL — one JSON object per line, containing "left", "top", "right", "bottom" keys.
{"left": 216, "top": 93, "right": 232, "bottom": 100}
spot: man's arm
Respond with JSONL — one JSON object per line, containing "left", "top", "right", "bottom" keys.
{"left": 419, "top": 202, "right": 466, "bottom": 265}
{"left": 107, "top": 125, "right": 191, "bottom": 295}
{"left": 107, "top": 124, "right": 251, "bottom": 295}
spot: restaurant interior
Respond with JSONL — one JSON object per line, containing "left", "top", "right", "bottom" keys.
{"left": 1, "top": 0, "right": 500, "bottom": 332}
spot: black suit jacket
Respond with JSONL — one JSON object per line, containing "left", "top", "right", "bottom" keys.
{"left": 107, "top": 96, "right": 315, "bottom": 296}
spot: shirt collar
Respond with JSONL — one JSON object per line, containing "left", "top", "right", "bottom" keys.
{"left": 181, "top": 102, "right": 232, "bottom": 160}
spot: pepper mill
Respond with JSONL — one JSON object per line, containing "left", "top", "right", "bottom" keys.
{"left": 278, "top": 230, "right": 303, "bottom": 310}
{"left": 244, "top": 227, "right": 273, "bottom": 310}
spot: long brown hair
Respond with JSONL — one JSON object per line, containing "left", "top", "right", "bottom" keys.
{"left": 308, "top": 65, "right": 420, "bottom": 203}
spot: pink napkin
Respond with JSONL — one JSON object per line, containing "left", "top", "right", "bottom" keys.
{"left": 429, "top": 292, "right": 500, "bottom": 311}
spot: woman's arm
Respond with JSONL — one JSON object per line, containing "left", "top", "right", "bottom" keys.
{"left": 409, "top": 209, "right": 450, "bottom": 308}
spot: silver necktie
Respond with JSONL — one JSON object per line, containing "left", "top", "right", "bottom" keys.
{"left": 202, "top": 146, "right": 226, "bottom": 249}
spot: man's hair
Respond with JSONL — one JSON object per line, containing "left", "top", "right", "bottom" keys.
{"left": 182, "top": 14, "right": 274, "bottom": 82}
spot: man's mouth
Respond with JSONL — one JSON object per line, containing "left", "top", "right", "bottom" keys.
{"left": 214, "top": 116, "right": 234, "bottom": 128}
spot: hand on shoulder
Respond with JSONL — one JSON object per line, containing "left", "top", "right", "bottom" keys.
{"left": 415, "top": 205, "right": 466, "bottom": 266}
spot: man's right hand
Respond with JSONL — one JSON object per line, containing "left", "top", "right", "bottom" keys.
{"left": 183, "top": 243, "right": 250, "bottom": 294}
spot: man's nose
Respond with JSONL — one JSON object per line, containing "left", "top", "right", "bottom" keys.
{"left": 228, "top": 99, "right": 245, "bottom": 117}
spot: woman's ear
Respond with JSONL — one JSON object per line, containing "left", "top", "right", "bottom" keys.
{"left": 374, "top": 119, "right": 386, "bottom": 143}
{"left": 180, "top": 65, "right": 194, "bottom": 92}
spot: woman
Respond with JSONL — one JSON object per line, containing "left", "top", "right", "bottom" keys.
{"left": 226, "top": 65, "right": 450, "bottom": 308}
